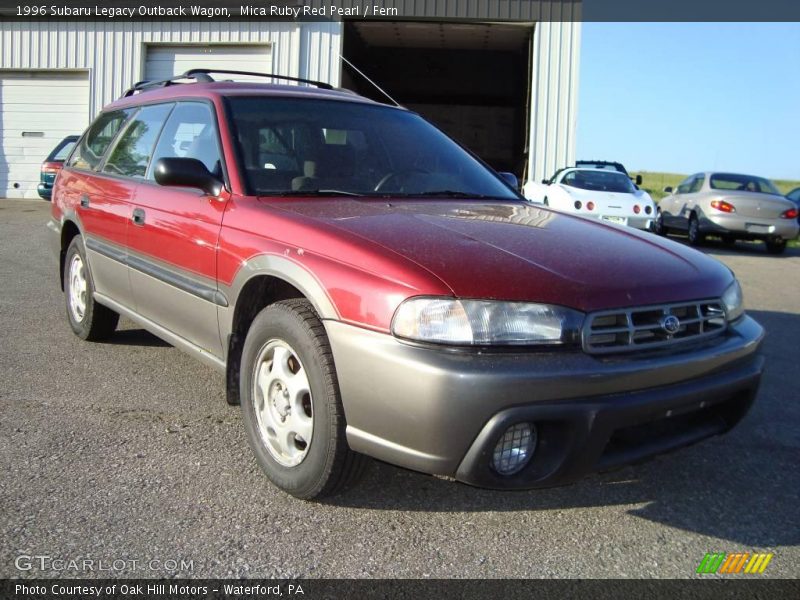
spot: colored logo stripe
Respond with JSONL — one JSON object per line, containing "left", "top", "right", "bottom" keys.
{"left": 697, "top": 552, "right": 773, "bottom": 574}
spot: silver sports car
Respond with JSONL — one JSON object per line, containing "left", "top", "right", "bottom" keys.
{"left": 655, "top": 172, "right": 799, "bottom": 254}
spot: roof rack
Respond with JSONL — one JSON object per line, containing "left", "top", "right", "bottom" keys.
{"left": 121, "top": 68, "right": 334, "bottom": 97}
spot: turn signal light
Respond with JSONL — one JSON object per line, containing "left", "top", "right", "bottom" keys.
{"left": 633, "top": 205, "right": 641, "bottom": 214}
{"left": 781, "top": 208, "right": 798, "bottom": 219}
{"left": 586, "top": 201, "right": 595, "bottom": 211}
{"left": 711, "top": 200, "right": 736, "bottom": 213}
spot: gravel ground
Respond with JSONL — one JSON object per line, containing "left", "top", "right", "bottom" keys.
{"left": 0, "top": 199, "right": 798, "bottom": 579}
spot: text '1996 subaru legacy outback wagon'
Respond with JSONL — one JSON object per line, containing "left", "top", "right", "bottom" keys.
{"left": 49, "top": 70, "right": 765, "bottom": 499}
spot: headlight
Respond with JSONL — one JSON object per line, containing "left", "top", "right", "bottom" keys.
{"left": 721, "top": 280, "right": 744, "bottom": 321}
{"left": 391, "top": 297, "right": 585, "bottom": 346}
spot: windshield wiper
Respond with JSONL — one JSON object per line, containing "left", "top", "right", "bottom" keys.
{"left": 272, "top": 190, "right": 366, "bottom": 197}
{"left": 402, "top": 190, "right": 512, "bottom": 200}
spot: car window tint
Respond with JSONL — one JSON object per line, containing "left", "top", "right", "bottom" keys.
{"left": 676, "top": 176, "right": 693, "bottom": 194}
{"left": 149, "top": 102, "right": 222, "bottom": 179}
{"left": 68, "top": 110, "right": 132, "bottom": 171}
{"left": 788, "top": 189, "right": 800, "bottom": 202}
{"left": 228, "top": 97, "right": 519, "bottom": 199}
{"left": 52, "top": 141, "right": 76, "bottom": 161}
{"left": 688, "top": 175, "right": 704, "bottom": 193}
{"left": 103, "top": 104, "right": 173, "bottom": 179}
{"left": 709, "top": 173, "right": 781, "bottom": 195}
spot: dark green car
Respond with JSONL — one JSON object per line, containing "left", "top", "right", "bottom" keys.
{"left": 37, "top": 135, "right": 79, "bottom": 200}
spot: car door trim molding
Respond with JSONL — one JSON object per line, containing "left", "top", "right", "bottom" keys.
{"left": 85, "top": 236, "right": 229, "bottom": 308}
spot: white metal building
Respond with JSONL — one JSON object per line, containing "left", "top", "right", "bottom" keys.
{"left": 0, "top": 13, "right": 579, "bottom": 198}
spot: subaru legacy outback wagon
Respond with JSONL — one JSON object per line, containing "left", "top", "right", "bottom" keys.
{"left": 49, "top": 70, "right": 765, "bottom": 499}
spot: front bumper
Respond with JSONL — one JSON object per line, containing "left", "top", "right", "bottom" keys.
{"left": 326, "top": 316, "right": 764, "bottom": 489}
{"left": 701, "top": 212, "right": 799, "bottom": 241}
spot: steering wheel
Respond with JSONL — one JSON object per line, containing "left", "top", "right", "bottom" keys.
{"left": 374, "top": 168, "right": 431, "bottom": 192}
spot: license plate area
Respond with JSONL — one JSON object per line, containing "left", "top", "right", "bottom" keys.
{"left": 745, "top": 223, "right": 774, "bottom": 234}
{"left": 602, "top": 216, "right": 627, "bottom": 225}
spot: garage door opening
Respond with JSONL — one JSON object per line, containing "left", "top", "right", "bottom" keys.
{"left": 342, "top": 21, "right": 532, "bottom": 178}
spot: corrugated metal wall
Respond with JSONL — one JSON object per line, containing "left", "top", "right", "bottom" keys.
{"left": 529, "top": 20, "right": 581, "bottom": 183}
{"left": 0, "top": 13, "right": 579, "bottom": 186}
{"left": 0, "top": 20, "right": 342, "bottom": 116}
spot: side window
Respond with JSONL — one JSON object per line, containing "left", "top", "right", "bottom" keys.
{"left": 103, "top": 104, "right": 174, "bottom": 179}
{"left": 149, "top": 102, "right": 222, "bottom": 178}
{"left": 676, "top": 176, "right": 694, "bottom": 194}
{"left": 68, "top": 110, "right": 132, "bottom": 171}
{"left": 688, "top": 174, "right": 705, "bottom": 193}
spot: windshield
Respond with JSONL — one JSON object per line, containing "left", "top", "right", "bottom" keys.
{"left": 561, "top": 170, "right": 636, "bottom": 193}
{"left": 709, "top": 173, "right": 781, "bottom": 195}
{"left": 227, "top": 97, "right": 519, "bottom": 199}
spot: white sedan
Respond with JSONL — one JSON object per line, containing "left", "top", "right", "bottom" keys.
{"left": 523, "top": 168, "right": 656, "bottom": 231}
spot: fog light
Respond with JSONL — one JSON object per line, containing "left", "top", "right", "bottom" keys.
{"left": 492, "top": 423, "right": 537, "bottom": 475}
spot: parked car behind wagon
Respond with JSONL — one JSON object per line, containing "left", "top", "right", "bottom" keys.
{"left": 37, "top": 135, "right": 79, "bottom": 200}
{"left": 656, "top": 172, "right": 798, "bottom": 254}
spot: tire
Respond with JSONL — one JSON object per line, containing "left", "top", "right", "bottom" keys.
{"left": 64, "top": 236, "right": 119, "bottom": 341}
{"left": 240, "top": 299, "right": 365, "bottom": 499}
{"left": 687, "top": 215, "right": 704, "bottom": 246}
{"left": 765, "top": 239, "right": 787, "bottom": 255}
{"left": 653, "top": 210, "right": 667, "bottom": 236}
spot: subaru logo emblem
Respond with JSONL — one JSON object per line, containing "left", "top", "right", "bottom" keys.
{"left": 661, "top": 315, "right": 681, "bottom": 335}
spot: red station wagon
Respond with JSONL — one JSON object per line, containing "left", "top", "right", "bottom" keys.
{"left": 49, "top": 70, "right": 765, "bottom": 499}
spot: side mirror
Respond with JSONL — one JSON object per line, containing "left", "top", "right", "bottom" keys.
{"left": 635, "top": 174, "right": 643, "bottom": 186}
{"left": 663, "top": 186, "right": 673, "bottom": 194}
{"left": 498, "top": 172, "right": 519, "bottom": 190}
{"left": 153, "top": 157, "right": 223, "bottom": 196}
{"left": 541, "top": 179, "right": 549, "bottom": 185}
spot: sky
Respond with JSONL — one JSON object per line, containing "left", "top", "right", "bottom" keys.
{"left": 577, "top": 23, "right": 800, "bottom": 180}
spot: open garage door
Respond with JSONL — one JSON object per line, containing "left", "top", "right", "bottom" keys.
{"left": 0, "top": 71, "right": 89, "bottom": 198}
{"left": 145, "top": 44, "right": 272, "bottom": 81}
{"left": 343, "top": 21, "right": 532, "bottom": 178}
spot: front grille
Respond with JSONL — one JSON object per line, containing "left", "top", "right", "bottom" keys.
{"left": 582, "top": 300, "right": 727, "bottom": 354}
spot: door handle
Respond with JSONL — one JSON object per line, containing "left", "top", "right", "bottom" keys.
{"left": 80, "top": 195, "right": 90, "bottom": 208}
{"left": 132, "top": 208, "right": 146, "bottom": 226}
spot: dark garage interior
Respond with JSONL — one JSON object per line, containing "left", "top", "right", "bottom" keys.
{"left": 342, "top": 21, "right": 533, "bottom": 177}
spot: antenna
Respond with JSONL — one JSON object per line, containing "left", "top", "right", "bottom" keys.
{"left": 341, "top": 56, "right": 401, "bottom": 107}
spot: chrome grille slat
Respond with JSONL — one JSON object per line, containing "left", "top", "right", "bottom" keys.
{"left": 582, "top": 299, "right": 727, "bottom": 354}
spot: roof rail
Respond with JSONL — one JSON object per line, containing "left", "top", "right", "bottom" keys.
{"left": 184, "top": 68, "right": 334, "bottom": 90}
{"left": 120, "top": 69, "right": 334, "bottom": 98}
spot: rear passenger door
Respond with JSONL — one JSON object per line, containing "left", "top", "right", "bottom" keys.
{"left": 61, "top": 109, "right": 135, "bottom": 307}
{"left": 127, "top": 102, "right": 228, "bottom": 357}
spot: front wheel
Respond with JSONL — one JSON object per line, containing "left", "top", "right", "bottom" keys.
{"left": 765, "top": 238, "right": 787, "bottom": 255}
{"left": 240, "top": 299, "right": 365, "bottom": 499}
{"left": 64, "top": 236, "right": 119, "bottom": 340}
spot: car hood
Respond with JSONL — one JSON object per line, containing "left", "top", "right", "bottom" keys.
{"left": 268, "top": 198, "right": 734, "bottom": 312}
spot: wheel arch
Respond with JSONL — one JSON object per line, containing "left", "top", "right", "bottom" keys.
{"left": 59, "top": 219, "right": 82, "bottom": 291}
{"left": 222, "top": 257, "right": 340, "bottom": 406}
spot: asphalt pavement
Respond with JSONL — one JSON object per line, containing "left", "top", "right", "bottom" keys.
{"left": 1, "top": 199, "right": 798, "bottom": 579}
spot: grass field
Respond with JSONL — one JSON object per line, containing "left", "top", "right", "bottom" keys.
{"left": 631, "top": 171, "right": 800, "bottom": 202}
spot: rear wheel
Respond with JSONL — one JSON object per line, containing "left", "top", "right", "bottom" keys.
{"left": 687, "top": 215, "right": 704, "bottom": 246}
{"left": 765, "top": 238, "right": 787, "bottom": 255}
{"left": 64, "top": 236, "right": 119, "bottom": 340}
{"left": 240, "top": 299, "right": 365, "bottom": 499}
